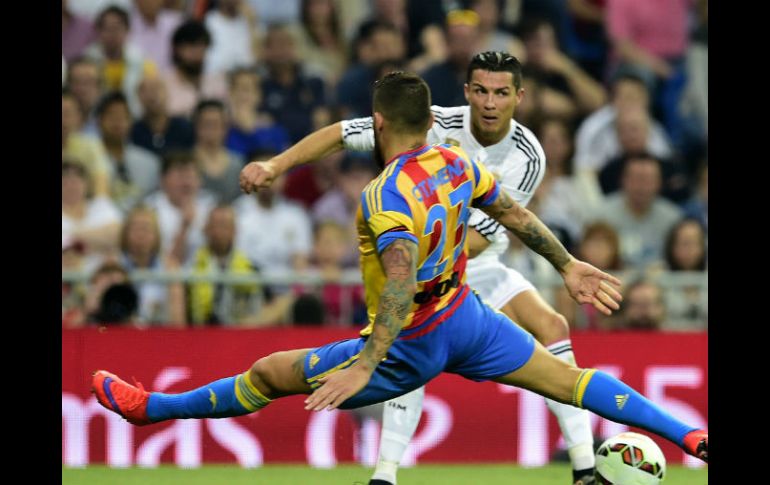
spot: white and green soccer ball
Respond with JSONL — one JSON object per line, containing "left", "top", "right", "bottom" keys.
{"left": 595, "top": 432, "right": 667, "bottom": 484}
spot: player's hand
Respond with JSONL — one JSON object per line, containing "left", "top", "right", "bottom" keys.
{"left": 561, "top": 259, "right": 623, "bottom": 315}
{"left": 304, "top": 365, "right": 372, "bottom": 412}
{"left": 240, "top": 160, "right": 279, "bottom": 194}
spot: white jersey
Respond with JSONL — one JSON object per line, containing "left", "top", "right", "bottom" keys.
{"left": 341, "top": 105, "right": 546, "bottom": 307}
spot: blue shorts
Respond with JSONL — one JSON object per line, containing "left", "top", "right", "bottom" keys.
{"left": 303, "top": 289, "right": 535, "bottom": 409}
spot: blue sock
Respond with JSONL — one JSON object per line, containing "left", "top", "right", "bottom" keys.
{"left": 574, "top": 370, "right": 696, "bottom": 447}
{"left": 145, "top": 371, "right": 271, "bottom": 422}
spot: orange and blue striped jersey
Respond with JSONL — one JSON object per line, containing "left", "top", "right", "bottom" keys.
{"left": 357, "top": 143, "right": 500, "bottom": 339}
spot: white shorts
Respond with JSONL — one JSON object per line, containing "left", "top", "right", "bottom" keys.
{"left": 466, "top": 264, "right": 535, "bottom": 311}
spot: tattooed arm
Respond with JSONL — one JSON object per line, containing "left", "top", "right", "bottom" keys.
{"left": 481, "top": 190, "right": 573, "bottom": 273}
{"left": 358, "top": 239, "right": 418, "bottom": 372}
{"left": 305, "top": 239, "right": 417, "bottom": 411}
{"left": 480, "top": 189, "right": 624, "bottom": 314}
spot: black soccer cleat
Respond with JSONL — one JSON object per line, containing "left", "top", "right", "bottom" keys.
{"left": 369, "top": 480, "right": 394, "bottom": 485}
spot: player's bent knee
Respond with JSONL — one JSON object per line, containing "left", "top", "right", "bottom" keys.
{"left": 248, "top": 357, "right": 278, "bottom": 398}
{"left": 539, "top": 312, "right": 570, "bottom": 346}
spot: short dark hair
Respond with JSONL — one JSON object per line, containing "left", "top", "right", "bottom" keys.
{"left": 192, "top": 99, "right": 226, "bottom": 125}
{"left": 96, "top": 6, "right": 130, "bottom": 30}
{"left": 95, "top": 91, "right": 129, "bottom": 118}
{"left": 161, "top": 150, "right": 196, "bottom": 175}
{"left": 372, "top": 71, "right": 431, "bottom": 134}
{"left": 466, "top": 51, "right": 523, "bottom": 90}
{"left": 172, "top": 20, "right": 211, "bottom": 47}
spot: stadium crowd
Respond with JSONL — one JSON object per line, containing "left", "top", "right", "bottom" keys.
{"left": 62, "top": 0, "right": 708, "bottom": 332}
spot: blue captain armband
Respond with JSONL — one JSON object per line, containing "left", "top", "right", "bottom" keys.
{"left": 376, "top": 228, "right": 418, "bottom": 254}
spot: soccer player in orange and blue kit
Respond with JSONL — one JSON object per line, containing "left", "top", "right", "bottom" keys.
{"left": 93, "top": 72, "right": 707, "bottom": 467}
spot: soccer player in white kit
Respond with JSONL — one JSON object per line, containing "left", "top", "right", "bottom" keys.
{"left": 240, "top": 52, "right": 597, "bottom": 485}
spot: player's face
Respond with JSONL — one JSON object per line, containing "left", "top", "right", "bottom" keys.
{"left": 465, "top": 69, "right": 523, "bottom": 145}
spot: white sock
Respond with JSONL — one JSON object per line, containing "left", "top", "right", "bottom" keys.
{"left": 372, "top": 386, "right": 426, "bottom": 484}
{"left": 545, "top": 340, "right": 595, "bottom": 471}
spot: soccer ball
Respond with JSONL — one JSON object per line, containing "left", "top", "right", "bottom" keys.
{"left": 594, "top": 432, "right": 666, "bottom": 484}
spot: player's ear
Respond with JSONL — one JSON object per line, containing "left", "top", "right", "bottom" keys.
{"left": 463, "top": 83, "right": 470, "bottom": 102}
{"left": 515, "top": 87, "right": 525, "bottom": 104}
{"left": 426, "top": 111, "right": 434, "bottom": 131}
{"left": 373, "top": 112, "right": 385, "bottom": 132}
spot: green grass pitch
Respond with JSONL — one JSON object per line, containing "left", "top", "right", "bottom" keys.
{"left": 62, "top": 464, "right": 707, "bottom": 484}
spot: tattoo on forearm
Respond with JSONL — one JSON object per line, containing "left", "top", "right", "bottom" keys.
{"left": 359, "top": 240, "right": 417, "bottom": 371}
{"left": 486, "top": 191, "right": 572, "bottom": 272}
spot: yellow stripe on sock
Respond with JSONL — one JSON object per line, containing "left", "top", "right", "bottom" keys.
{"left": 572, "top": 369, "right": 597, "bottom": 408}
{"left": 234, "top": 371, "right": 272, "bottom": 412}
{"left": 306, "top": 352, "right": 361, "bottom": 384}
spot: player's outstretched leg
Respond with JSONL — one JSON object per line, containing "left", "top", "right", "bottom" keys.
{"left": 500, "top": 291, "right": 596, "bottom": 483}
{"left": 92, "top": 349, "right": 313, "bottom": 425}
{"left": 494, "top": 343, "right": 708, "bottom": 463}
{"left": 369, "top": 386, "right": 426, "bottom": 485}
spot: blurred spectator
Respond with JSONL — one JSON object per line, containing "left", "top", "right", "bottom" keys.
{"left": 188, "top": 205, "right": 260, "bottom": 325}
{"left": 281, "top": 151, "right": 342, "bottom": 209}
{"left": 606, "top": 0, "right": 691, "bottom": 137}
{"left": 62, "top": 160, "right": 123, "bottom": 272}
{"left": 97, "top": 91, "right": 161, "bottom": 212}
{"left": 291, "top": 293, "right": 326, "bottom": 325}
{"left": 597, "top": 107, "right": 690, "bottom": 203}
{"left": 311, "top": 154, "right": 378, "bottom": 228}
{"left": 422, "top": 10, "right": 480, "bottom": 107}
{"left": 336, "top": 21, "right": 405, "bottom": 119}
{"left": 574, "top": 71, "right": 672, "bottom": 173}
{"left": 191, "top": 99, "right": 245, "bottom": 203}
{"left": 204, "top": 0, "right": 258, "bottom": 75}
{"left": 617, "top": 279, "right": 666, "bottom": 331}
{"left": 63, "top": 0, "right": 98, "bottom": 62}
{"left": 678, "top": 0, "right": 708, "bottom": 158}
{"left": 66, "top": 57, "right": 104, "bottom": 136}
{"left": 62, "top": 234, "right": 89, "bottom": 329}
{"left": 520, "top": 0, "right": 571, "bottom": 48}
{"left": 130, "top": 76, "right": 195, "bottom": 155}
{"left": 85, "top": 6, "right": 157, "bottom": 116}
{"left": 94, "top": 282, "right": 140, "bottom": 325}
{"left": 659, "top": 218, "right": 707, "bottom": 330}
{"left": 563, "top": 0, "right": 608, "bottom": 81}
{"left": 312, "top": 154, "right": 379, "bottom": 266}
{"left": 247, "top": 0, "right": 300, "bottom": 29}
{"left": 234, "top": 173, "right": 312, "bottom": 273}
{"left": 295, "top": 0, "right": 348, "bottom": 86}
{"left": 471, "top": 0, "right": 526, "bottom": 61}
{"left": 129, "top": 0, "right": 183, "bottom": 72}
{"left": 120, "top": 205, "right": 186, "bottom": 325}
{"left": 682, "top": 161, "right": 707, "bottom": 235}
{"left": 225, "top": 68, "right": 291, "bottom": 160}
{"left": 293, "top": 221, "right": 366, "bottom": 325}
{"left": 62, "top": 90, "right": 111, "bottom": 197}
{"left": 68, "top": 0, "right": 132, "bottom": 19}
{"left": 520, "top": 17, "right": 606, "bottom": 116}
{"left": 371, "top": 0, "right": 445, "bottom": 60}
{"left": 144, "top": 151, "right": 217, "bottom": 263}
{"left": 528, "top": 117, "right": 588, "bottom": 248}
{"left": 664, "top": 218, "right": 706, "bottom": 272}
{"left": 557, "top": 222, "right": 623, "bottom": 331}
{"left": 590, "top": 155, "right": 682, "bottom": 269}
{"left": 163, "top": 20, "right": 228, "bottom": 117}
{"left": 260, "top": 24, "right": 330, "bottom": 143}
{"left": 77, "top": 261, "right": 132, "bottom": 327}
{"left": 579, "top": 222, "right": 623, "bottom": 272}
